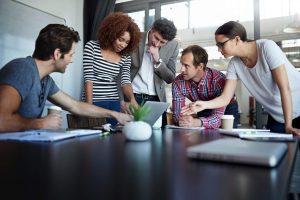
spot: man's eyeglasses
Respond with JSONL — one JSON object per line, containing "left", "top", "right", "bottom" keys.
{"left": 216, "top": 39, "right": 231, "bottom": 49}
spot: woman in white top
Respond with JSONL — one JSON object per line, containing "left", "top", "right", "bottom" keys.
{"left": 182, "top": 21, "right": 300, "bottom": 135}
{"left": 82, "top": 12, "right": 141, "bottom": 124}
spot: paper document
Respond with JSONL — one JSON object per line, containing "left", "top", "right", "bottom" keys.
{"left": 0, "top": 129, "right": 102, "bottom": 142}
{"left": 219, "top": 128, "right": 293, "bottom": 140}
{"left": 165, "top": 125, "right": 204, "bottom": 130}
{"left": 219, "top": 128, "right": 270, "bottom": 137}
{"left": 239, "top": 132, "right": 293, "bottom": 142}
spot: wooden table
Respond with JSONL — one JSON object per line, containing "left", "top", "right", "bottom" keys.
{"left": 0, "top": 128, "right": 298, "bottom": 200}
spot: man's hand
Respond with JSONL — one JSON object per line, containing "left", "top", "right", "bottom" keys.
{"left": 114, "top": 112, "right": 133, "bottom": 125}
{"left": 178, "top": 115, "right": 202, "bottom": 127}
{"left": 147, "top": 46, "right": 160, "bottom": 63}
{"left": 42, "top": 113, "right": 62, "bottom": 130}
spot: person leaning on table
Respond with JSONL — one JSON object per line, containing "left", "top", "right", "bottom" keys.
{"left": 82, "top": 12, "right": 141, "bottom": 125}
{"left": 181, "top": 21, "right": 300, "bottom": 135}
{"left": 172, "top": 45, "right": 239, "bottom": 128}
{"left": 0, "top": 24, "right": 132, "bottom": 133}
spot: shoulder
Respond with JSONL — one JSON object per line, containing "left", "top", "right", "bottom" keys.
{"left": 257, "top": 39, "right": 278, "bottom": 50}
{"left": 166, "top": 39, "right": 179, "bottom": 48}
{"left": 121, "top": 55, "right": 131, "bottom": 63}
{"left": 122, "top": 54, "right": 131, "bottom": 60}
{"left": 173, "top": 74, "right": 185, "bottom": 84}
{"left": 85, "top": 40, "right": 100, "bottom": 48}
{"left": 206, "top": 67, "right": 226, "bottom": 79}
{"left": 0, "top": 57, "right": 37, "bottom": 98}
{"left": 1, "top": 57, "right": 35, "bottom": 74}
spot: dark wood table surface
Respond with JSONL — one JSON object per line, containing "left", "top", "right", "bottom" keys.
{"left": 0, "top": 128, "right": 298, "bottom": 200}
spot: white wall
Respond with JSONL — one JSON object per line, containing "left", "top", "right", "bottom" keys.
{"left": 17, "top": 0, "right": 84, "bottom": 99}
{"left": 17, "top": 0, "right": 84, "bottom": 128}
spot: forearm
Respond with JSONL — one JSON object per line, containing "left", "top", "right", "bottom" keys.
{"left": 280, "top": 87, "right": 293, "bottom": 129}
{"left": 0, "top": 113, "right": 43, "bottom": 132}
{"left": 204, "top": 96, "right": 229, "bottom": 109}
{"left": 122, "top": 84, "right": 138, "bottom": 105}
{"left": 154, "top": 43, "right": 178, "bottom": 84}
{"left": 154, "top": 62, "right": 176, "bottom": 84}
{"left": 200, "top": 107, "right": 225, "bottom": 129}
{"left": 84, "top": 81, "right": 93, "bottom": 104}
{"left": 203, "top": 80, "right": 236, "bottom": 109}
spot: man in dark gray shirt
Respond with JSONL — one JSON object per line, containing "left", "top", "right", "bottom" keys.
{"left": 0, "top": 24, "right": 132, "bottom": 132}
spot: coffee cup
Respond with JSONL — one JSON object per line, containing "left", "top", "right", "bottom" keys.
{"left": 47, "top": 105, "right": 62, "bottom": 115}
{"left": 221, "top": 115, "right": 234, "bottom": 130}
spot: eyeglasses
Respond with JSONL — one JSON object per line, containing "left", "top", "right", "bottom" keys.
{"left": 216, "top": 39, "right": 231, "bottom": 49}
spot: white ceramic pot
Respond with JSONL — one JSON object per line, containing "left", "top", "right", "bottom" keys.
{"left": 123, "top": 121, "right": 152, "bottom": 141}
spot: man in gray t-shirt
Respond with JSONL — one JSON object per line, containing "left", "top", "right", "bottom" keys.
{"left": 0, "top": 24, "right": 132, "bottom": 133}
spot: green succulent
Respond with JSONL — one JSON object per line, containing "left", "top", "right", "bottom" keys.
{"left": 129, "top": 103, "right": 151, "bottom": 121}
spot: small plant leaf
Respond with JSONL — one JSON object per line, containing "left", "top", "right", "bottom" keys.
{"left": 129, "top": 103, "right": 151, "bottom": 121}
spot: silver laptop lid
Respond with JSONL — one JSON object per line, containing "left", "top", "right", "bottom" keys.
{"left": 186, "top": 138, "right": 288, "bottom": 167}
{"left": 142, "top": 101, "right": 169, "bottom": 126}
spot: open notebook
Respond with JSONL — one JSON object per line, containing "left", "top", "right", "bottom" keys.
{"left": 0, "top": 129, "right": 102, "bottom": 142}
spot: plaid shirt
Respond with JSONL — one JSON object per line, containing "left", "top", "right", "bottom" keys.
{"left": 172, "top": 68, "right": 231, "bottom": 129}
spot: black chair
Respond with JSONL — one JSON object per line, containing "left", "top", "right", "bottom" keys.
{"left": 66, "top": 114, "right": 107, "bottom": 129}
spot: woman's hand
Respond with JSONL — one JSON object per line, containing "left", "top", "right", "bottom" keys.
{"left": 181, "top": 101, "right": 207, "bottom": 115}
{"left": 285, "top": 126, "right": 300, "bottom": 136}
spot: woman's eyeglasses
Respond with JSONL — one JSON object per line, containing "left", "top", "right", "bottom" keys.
{"left": 216, "top": 39, "right": 231, "bottom": 49}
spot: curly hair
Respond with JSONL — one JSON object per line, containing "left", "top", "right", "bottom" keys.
{"left": 96, "top": 12, "right": 141, "bottom": 54}
{"left": 152, "top": 18, "right": 177, "bottom": 41}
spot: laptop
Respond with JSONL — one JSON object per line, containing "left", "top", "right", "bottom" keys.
{"left": 186, "top": 138, "right": 288, "bottom": 167}
{"left": 141, "top": 101, "right": 170, "bottom": 126}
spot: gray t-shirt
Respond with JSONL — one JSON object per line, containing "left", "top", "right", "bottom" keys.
{"left": 227, "top": 39, "right": 300, "bottom": 123}
{"left": 0, "top": 57, "right": 59, "bottom": 118}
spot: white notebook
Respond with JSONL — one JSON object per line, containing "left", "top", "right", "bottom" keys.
{"left": 219, "top": 128, "right": 293, "bottom": 140}
{"left": 186, "top": 138, "right": 288, "bottom": 167}
{"left": 165, "top": 125, "right": 204, "bottom": 130}
{"left": 0, "top": 129, "right": 102, "bottom": 142}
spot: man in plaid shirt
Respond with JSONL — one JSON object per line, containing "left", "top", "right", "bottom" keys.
{"left": 172, "top": 45, "right": 239, "bottom": 128}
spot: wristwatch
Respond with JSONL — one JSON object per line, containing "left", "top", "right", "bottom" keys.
{"left": 154, "top": 58, "right": 163, "bottom": 69}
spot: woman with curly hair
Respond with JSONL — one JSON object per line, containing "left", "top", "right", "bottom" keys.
{"left": 82, "top": 12, "right": 141, "bottom": 125}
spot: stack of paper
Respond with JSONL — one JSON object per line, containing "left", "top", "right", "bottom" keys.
{"left": 0, "top": 129, "right": 102, "bottom": 142}
{"left": 219, "top": 128, "right": 293, "bottom": 141}
{"left": 165, "top": 125, "right": 204, "bottom": 130}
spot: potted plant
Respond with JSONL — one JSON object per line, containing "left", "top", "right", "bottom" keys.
{"left": 123, "top": 103, "right": 152, "bottom": 141}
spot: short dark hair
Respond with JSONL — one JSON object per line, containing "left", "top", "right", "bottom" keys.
{"left": 215, "top": 21, "right": 248, "bottom": 41}
{"left": 32, "top": 24, "right": 80, "bottom": 60}
{"left": 152, "top": 18, "right": 177, "bottom": 41}
{"left": 96, "top": 12, "right": 141, "bottom": 54}
{"left": 181, "top": 45, "right": 208, "bottom": 67}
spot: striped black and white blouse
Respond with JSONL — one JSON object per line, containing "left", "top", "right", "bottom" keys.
{"left": 82, "top": 40, "right": 131, "bottom": 101}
